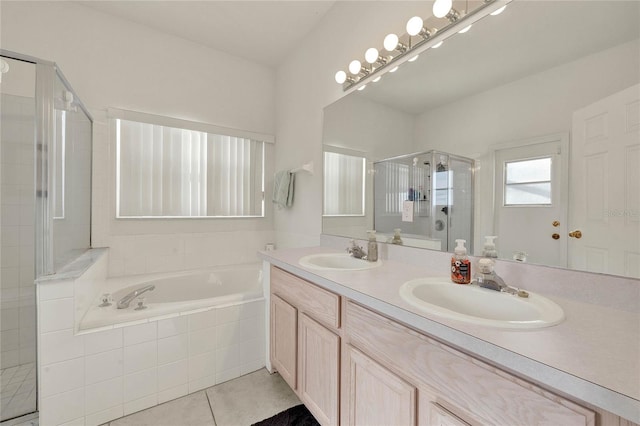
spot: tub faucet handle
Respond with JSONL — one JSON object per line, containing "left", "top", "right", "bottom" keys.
{"left": 99, "top": 293, "right": 112, "bottom": 308}
{"left": 134, "top": 297, "right": 147, "bottom": 311}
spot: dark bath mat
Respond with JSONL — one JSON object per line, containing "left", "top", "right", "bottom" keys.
{"left": 251, "top": 404, "right": 320, "bottom": 426}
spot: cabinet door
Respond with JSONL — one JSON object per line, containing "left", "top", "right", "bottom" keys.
{"left": 270, "top": 294, "right": 297, "bottom": 390}
{"left": 421, "top": 401, "right": 471, "bottom": 426}
{"left": 299, "top": 313, "right": 340, "bottom": 425}
{"left": 344, "top": 345, "right": 416, "bottom": 426}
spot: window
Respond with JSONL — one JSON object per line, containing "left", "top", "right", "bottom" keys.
{"left": 116, "top": 115, "right": 266, "bottom": 218}
{"left": 323, "top": 151, "right": 365, "bottom": 216}
{"left": 504, "top": 157, "right": 552, "bottom": 205}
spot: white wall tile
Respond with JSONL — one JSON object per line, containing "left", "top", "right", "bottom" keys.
{"left": 40, "top": 329, "right": 84, "bottom": 365}
{"left": 85, "top": 405, "right": 123, "bottom": 426}
{"left": 188, "top": 310, "right": 216, "bottom": 331}
{"left": 123, "top": 368, "right": 157, "bottom": 403}
{"left": 157, "top": 333, "right": 188, "bottom": 366}
{"left": 1, "top": 307, "right": 19, "bottom": 331}
{"left": 38, "top": 280, "right": 74, "bottom": 301}
{"left": 215, "top": 366, "right": 241, "bottom": 385}
{"left": 240, "top": 315, "right": 264, "bottom": 342}
{"left": 157, "top": 384, "right": 188, "bottom": 405}
{"left": 40, "top": 357, "right": 85, "bottom": 398}
{"left": 60, "top": 417, "right": 85, "bottom": 426}
{"left": 215, "top": 322, "right": 241, "bottom": 349}
{"left": 40, "top": 388, "right": 85, "bottom": 426}
{"left": 188, "top": 351, "right": 215, "bottom": 382}
{"left": 85, "top": 376, "right": 123, "bottom": 416}
{"left": 157, "top": 359, "right": 188, "bottom": 391}
{"left": 189, "top": 328, "right": 216, "bottom": 356}
{"left": 0, "top": 329, "right": 19, "bottom": 351}
{"left": 239, "top": 337, "right": 265, "bottom": 366}
{"left": 188, "top": 374, "right": 216, "bottom": 393}
{"left": 39, "top": 297, "right": 75, "bottom": 333}
{"left": 123, "top": 322, "right": 157, "bottom": 346}
{"left": 157, "top": 316, "right": 187, "bottom": 339}
{"left": 84, "top": 328, "right": 123, "bottom": 355}
{"left": 85, "top": 348, "right": 123, "bottom": 385}
{"left": 215, "top": 305, "right": 241, "bottom": 325}
{"left": 240, "top": 300, "right": 264, "bottom": 319}
{"left": 124, "top": 340, "right": 157, "bottom": 374}
{"left": 123, "top": 393, "right": 158, "bottom": 417}
{"left": 215, "top": 344, "right": 241, "bottom": 373}
{"left": 241, "top": 358, "right": 265, "bottom": 376}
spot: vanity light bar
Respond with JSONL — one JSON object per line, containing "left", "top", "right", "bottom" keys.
{"left": 335, "top": 0, "right": 510, "bottom": 91}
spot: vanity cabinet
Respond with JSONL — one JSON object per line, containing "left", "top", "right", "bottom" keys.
{"left": 270, "top": 266, "right": 340, "bottom": 425}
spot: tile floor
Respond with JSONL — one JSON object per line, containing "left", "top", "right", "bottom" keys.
{"left": 0, "top": 363, "right": 37, "bottom": 423}
{"left": 104, "top": 368, "right": 301, "bottom": 426}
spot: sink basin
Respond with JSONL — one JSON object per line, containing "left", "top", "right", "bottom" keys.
{"left": 299, "top": 253, "right": 382, "bottom": 271}
{"left": 399, "top": 277, "right": 564, "bottom": 329}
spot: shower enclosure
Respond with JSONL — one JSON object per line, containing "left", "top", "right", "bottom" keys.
{"left": 374, "top": 150, "right": 474, "bottom": 252}
{"left": 0, "top": 51, "right": 92, "bottom": 424}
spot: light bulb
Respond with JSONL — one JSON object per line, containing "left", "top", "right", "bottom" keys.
{"left": 373, "top": 76, "right": 382, "bottom": 83}
{"left": 408, "top": 55, "right": 419, "bottom": 62}
{"left": 383, "top": 33, "right": 399, "bottom": 52}
{"left": 458, "top": 24, "right": 472, "bottom": 34}
{"left": 432, "top": 0, "right": 452, "bottom": 18}
{"left": 490, "top": 5, "right": 507, "bottom": 16}
{"left": 349, "top": 60, "right": 362, "bottom": 75}
{"left": 365, "top": 48, "right": 379, "bottom": 64}
{"left": 406, "top": 16, "right": 424, "bottom": 36}
{"left": 357, "top": 85, "right": 367, "bottom": 91}
{"left": 335, "top": 70, "right": 347, "bottom": 84}
{"left": 389, "top": 66, "right": 399, "bottom": 73}
{"left": 431, "top": 41, "right": 444, "bottom": 49}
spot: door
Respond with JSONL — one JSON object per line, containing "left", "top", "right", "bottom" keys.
{"left": 344, "top": 345, "right": 416, "bottom": 426}
{"left": 570, "top": 84, "right": 640, "bottom": 278}
{"left": 270, "top": 295, "right": 297, "bottom": 390}
{"left": 299, "top": 314, "right": 340, "bottom": 425}
{"left": 494, "top": 134, "right": 569, "bottom": 266}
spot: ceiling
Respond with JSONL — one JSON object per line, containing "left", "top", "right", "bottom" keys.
{"left": 78, "top": 1, "right": 336, "bottom": 68}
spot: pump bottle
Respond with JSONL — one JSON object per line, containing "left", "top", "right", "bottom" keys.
{"left": 482, "top": 236, "right": 498, "bottom": 258}
{"left": 451, "top": 239, "right": 471, "bottom": 284}
{"left": 366, "top": 230, "right": 378, "bottom": 262}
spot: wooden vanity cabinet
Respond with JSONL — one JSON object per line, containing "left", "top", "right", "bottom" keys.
{"left": 270, "top": 266, "right": 341, "bottom": 425}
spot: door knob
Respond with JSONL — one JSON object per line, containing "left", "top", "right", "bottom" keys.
{"left": 552, "top": 233, "right": 560, "bottom": 240}
{"left": 568, "top": 230, "right": 582, "bottom": 239}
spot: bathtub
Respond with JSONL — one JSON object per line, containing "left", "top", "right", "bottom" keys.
{"left": 79, "top": 263, "right": 264, "bottom": 331}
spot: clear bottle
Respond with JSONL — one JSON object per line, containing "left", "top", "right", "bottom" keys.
{"left": 451, "top": 239, "right": 471, "bottom": 284}
{"left": 391, "top": 228, "right": 403, "bottom": 245}
{"left": 367, "top": 230, "right": 378, "bottom": 262}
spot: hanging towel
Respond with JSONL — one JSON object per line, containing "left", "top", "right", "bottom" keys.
{"left": 272, "top": 170, "right": 295, "bottom": 209}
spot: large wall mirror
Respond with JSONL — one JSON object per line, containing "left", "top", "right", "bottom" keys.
{"left": 322, "top": 0, "right": 640, "bottom": 279}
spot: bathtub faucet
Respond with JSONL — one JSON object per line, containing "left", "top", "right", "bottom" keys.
{"left": 117, "top": 285, "right": 156, "bottom": 309}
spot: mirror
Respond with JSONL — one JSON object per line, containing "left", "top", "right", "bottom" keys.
{"left": 322, "top": 1, "right": 640, "bottom": 278}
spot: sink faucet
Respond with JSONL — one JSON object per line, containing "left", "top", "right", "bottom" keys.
{"left": 117, "top": 285, "right": 156, "bottom": 309}
{"left": 474, "top": 259, "right": 528, "bottom": 297}
{"left": 346, "top": 240, "right": 367, "bottom": 260}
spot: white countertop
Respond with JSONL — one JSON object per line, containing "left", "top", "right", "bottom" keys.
{"left": 259, "top": 246, "right": 640, "bottom": 423}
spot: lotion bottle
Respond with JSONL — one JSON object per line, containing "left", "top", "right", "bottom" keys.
{"left": 451, "top": 239, "right": 471, "bottom": 284}
{"left": 367, "top": 230, "right": 378, "bottom": 262}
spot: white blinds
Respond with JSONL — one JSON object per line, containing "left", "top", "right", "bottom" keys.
{"left": 117, "top": 119, "right": 264, "bottom": 217}
{"left": 323, "top": 151, "right": 365, "bottom": 216}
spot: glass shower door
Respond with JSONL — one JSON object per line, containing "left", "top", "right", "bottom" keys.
{"left": 0, "top": 56, "right": 38, "bottom": 422}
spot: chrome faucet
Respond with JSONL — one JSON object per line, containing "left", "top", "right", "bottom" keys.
{"left": 475, "top": 269, "right": 528, "bottom": 297}
{"left": 346, "top": 240, "right": 367, "bottom": 260}
{"left": 117, "top": 285, "right": 156, "bottom": 309}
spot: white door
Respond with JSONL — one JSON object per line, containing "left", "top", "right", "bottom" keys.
{"left": 570, "top": 84, "right": 640, "bottom": 278}
{"left": 494, "top": 134, "right": 569, "bottom": 267}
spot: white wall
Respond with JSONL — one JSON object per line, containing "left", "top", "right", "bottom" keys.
{"left": 1, "top": 2, "right": 277, "bottom": 276}
{"left": 274, "top": 1, "right": 430, "bottom": 249}
{"left": 413, "top": 39, "right": 640, "bottom": 254}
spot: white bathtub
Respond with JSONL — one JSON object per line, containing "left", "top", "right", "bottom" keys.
{"left": 79, "top": 263, "right": 263, "bottom": 331}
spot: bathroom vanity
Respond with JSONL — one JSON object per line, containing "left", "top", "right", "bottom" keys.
{"left": 260, "top": 246, "right": 640, "bottom": 426}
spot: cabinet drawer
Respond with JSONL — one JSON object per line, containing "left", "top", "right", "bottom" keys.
{"left": 271, "top": 266, "right": 340, "bottom": 329}
{"left": 345, "top": 301, "right": 595, "bottom": 426}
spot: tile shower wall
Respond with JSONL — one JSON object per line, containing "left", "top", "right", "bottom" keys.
{"left": 1, "top": 94, "right": 36, "bottom": 371}
{"left": 38, "top": 277, "right": 265, "bottom": 426}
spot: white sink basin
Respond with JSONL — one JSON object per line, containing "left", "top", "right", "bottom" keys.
{"left": 399, "top": 277, "right": 564, "bottom": 329}
{"left": 299, "top": 253, "right": 382, "bottom": 271}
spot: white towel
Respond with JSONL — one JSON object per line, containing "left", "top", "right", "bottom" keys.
{"left": 272, "top": 170, "right": 295, "bottom": 208}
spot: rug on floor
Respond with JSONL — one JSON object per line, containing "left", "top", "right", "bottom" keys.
{"left": 251, "top": 404, "right": 320, "bottom": 426}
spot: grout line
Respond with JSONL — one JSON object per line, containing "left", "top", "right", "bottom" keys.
{"left": 204, "top": 388, "right": 217, "bottom": 426}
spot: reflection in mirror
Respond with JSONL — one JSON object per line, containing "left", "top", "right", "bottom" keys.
{"left": 323, "top": 150, "right": 366, "bottom": 216}
{"left": 373, "top": 151, "right": 473, "bottom": 252}
{"left": 321, "top": 1, "right": 640, "bottom": 278}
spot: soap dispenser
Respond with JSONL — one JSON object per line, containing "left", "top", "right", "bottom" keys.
{"left": 482, "top": 236, "right": 498, "bottom": 258}
{"left": 451, "top": 239, "right": 471, "bottom": 284}
{"left": 367, "top": 230, "right": 378, "bottom": 262}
